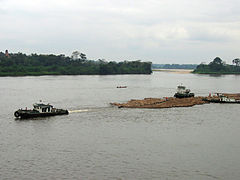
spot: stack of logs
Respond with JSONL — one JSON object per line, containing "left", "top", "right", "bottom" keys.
{"left": 111, "top": 97, "right": 208, "bottom": 108}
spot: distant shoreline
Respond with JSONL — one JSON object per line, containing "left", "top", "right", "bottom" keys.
{"left": 193, "top": 72, "right": 240, "bottom": 75}
{"left": 193, "top": 57, "right": 240, "bottom": 74}
{"left": 0, "top": 72, "right": 153, "bottom": 77}
{"left": 0, "top": 52, "right": 152, "bottom": 76}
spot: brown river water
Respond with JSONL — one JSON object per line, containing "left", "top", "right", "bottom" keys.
{"left": 0, "top": 72, "right": 240, "bottom": 180}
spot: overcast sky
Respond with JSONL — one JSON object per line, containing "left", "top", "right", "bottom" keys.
{"left": 0, "top": 0, "right": 239, "bottom": 63}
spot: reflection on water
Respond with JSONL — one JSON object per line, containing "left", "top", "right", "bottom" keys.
{"left": 0, "top": 72, "right": 240, "bottom": 179}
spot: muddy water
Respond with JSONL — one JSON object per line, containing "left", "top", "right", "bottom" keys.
{"left": 0, "top": 72, "right": 240, "bottom": 179}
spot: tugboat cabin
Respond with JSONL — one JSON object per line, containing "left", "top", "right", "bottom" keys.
{"left": 177, "top": 85, "right": 190, "bottom": 94}
{"left": 174, "top": 84, "right": 194, "bottom": 98}
{"left": 33, "top": 103, "right": 53, "bottom": 113}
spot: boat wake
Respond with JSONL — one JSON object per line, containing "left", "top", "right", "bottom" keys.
{"left": 69, "top": 109, "right": 90, "bottom": 113}
{"left": 69, "top": 106, "right": 114, "bottom": 114}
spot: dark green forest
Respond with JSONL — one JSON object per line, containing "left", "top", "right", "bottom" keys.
{"left": 193, "top": 57, "right": 240, "bottom": 74}
{"left": 0, "top": 52, "right": 152, "bottom": 76}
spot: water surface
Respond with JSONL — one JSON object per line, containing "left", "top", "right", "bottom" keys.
{"left": 0, "top": 72, "right": 240, "bottom": 179}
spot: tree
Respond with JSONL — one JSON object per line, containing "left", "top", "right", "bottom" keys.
{"left": 71, "top": 51, "right": 81, "bottom": 60}
{"left": 232, "top": 58, "right": 240, "bottom": 66}
{"left": 97, "top": 59, "right": 107, "bottom": 64}
{"left": 80, "top": 53, "right": 87, "bottom": 60}
{"left": 212, "top": 57, "right": 223, "bottom": 65}
{"left": 71, "top": 51, "right": 87, "bottom": 60}
{"left": 208, "top": 57, "right": 225, "bottom": 72}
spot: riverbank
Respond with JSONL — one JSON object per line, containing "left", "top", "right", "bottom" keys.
{"left": 153, "top": 69, "right": 193, "bottom": 74}
{"left": 193, "top": 71, "right": 240, "bottom": 75}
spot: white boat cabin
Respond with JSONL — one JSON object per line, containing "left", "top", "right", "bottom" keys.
{"left": 219, "top": 95, "right": 236, "bottom": 102}
{"left": 177, "top": 85, "right": 190, "bottom": 94}
{"left": 33, "top": 103, "right": 53, "bottom": 113}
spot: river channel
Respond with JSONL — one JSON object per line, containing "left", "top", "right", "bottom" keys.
{"left": 0, "top": 72, "right": 240, "bottom": 179}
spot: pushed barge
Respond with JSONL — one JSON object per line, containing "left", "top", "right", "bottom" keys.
{"left": 14, "top": 102, "right": 69, "bottom": 119}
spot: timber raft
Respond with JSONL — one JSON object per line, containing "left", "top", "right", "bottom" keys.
{"left": 111, "top": 93, "right": 240, "bottom": 109}
{"left": 111, "top": 97, "right": 207, "bottom": 108}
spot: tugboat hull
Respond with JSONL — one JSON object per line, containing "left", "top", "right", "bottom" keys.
{"left": 174, "top": 93, "right": 194, "bottom": 98}
{"left": 14, "top": 109, "right": 69, "bottom": 119}
{"left": 202, "top": 98, "right": 240, "bottom": 104}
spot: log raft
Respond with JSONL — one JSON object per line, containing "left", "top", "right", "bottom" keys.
{"left": 111, "top": 93, "right": 240, "bottom": 109}
{"left": 111, "top": 97, "right": 208, "bottom": 109}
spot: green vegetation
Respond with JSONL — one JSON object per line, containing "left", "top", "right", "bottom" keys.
{"left": 0, "top": 51, "right": 152, "bottom": 76}
{"left": 193, "top": 57, "right": 240, "bottom": 74}
{"left": 152, "top": 64, "right": 197, "bottom": 69}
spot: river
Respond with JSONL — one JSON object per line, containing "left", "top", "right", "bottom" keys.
{"left": 0, "top": 72, "right": 240, "bottom": 180}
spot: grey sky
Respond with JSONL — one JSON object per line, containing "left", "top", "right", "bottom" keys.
{"left": 0, "top": 0, "right": 239, "bottom": 63}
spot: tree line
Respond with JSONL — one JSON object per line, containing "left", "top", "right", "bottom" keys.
{"left": 0, "top": 51, "right": 152, "bottom": 76}
{"left": 193, "top": 57, "right": 240, "bottom": 74}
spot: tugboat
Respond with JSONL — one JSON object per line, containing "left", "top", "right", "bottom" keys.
{"left": 203, "top": 94, "right": 240, "bottom": 104}
{"left": 14, "top": 102, "right": 69, "bottom": 119}
{"left": 174, "top": 85, "right": 194, "bottom": 98}
{"left": 117, "top": 86, "right": 127, "bottom": 88}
